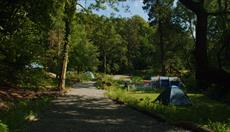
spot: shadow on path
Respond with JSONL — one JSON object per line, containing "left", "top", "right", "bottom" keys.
{"left": 27, "top": 82, "right": 187, "bottom": 132}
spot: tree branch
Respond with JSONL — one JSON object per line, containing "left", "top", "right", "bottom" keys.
{"left": 76, "top": 3, "right": 89, "bottom": 13}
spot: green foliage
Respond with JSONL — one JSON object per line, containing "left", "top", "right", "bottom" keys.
{"left": 0, "top": 121, "right": 8, "bottom": 132}
{"left": 78, "top": 13, "right": 157, "bottom": 74}
{"left": 91, "top": 17, "right": 128, "bottom": 73}
{"left": 68, "top": 22, "right": 100, "bottom": 72}
{"left": 0, "top": 0, "right": 64, "bottom": 86}
{"left": 0, "top": 97, "right": 52, "bottom": 131}
{"left": 207, "top": 120, "right": 230, "bottom": 132}
{"left": 0, "top": 17, "right": 45, "bottom": 85}
{"left": 66, "top": 71, "right": 95, "bottom": 83}
{"left": 107, "top": 87, "right": 230, "bottom": 132}
{"left": 17, "top": 69, "right": 57, "bottom": 90}
{"left": 131, "top": 76, "right": 144, "bottom": 84}
{"left": 95, "top": 74, "right": 113, "bottom": 89}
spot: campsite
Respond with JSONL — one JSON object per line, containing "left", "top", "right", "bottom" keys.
{"left": 106, "top": 75, "right": 230, "bottom": 132}
{"left": 1, "top": 0, "right": 230, "bottom": 132}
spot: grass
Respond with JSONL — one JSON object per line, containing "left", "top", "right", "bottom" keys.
{"left": 107, "top": 87, "right": 230, "bottom": 132}
{"left": 0, "top": 97, "right": 52, "bottom": 132}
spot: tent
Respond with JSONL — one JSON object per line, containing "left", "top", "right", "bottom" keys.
{"left": 154, "top": 85, "right": 192, "bottom": 105}
{"left": 151, "top": 76, "right": 182, "bottom": 88}
{"left": 84, "top": 71, "right": 95, "bottom": 80}
{"left": 151, "top": 76, "right": 169, "bottom": 88}
{"left": 169, "top": 77, "right": 182, "bottom": 87}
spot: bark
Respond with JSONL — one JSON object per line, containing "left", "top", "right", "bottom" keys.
{"left": 156, "top": 0, "right": 165, "bottom": 75}
{"left": 103, "top": 52, "right": 107, "bottom": 74}
{"left": 58, "top": 22, "right": 70, "bottom": 91}
{"left": 195, "top": 13, "right": 208, "bottom": 81}
{"left": 159, "top": 21, "right": 165, "bottom": 75}
{"left": 58, "top": 1, "right": 74, "bottom": 91}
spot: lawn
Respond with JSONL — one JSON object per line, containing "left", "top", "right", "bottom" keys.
{"left": 107, "top": 87, "right": 230, "bottom": 132}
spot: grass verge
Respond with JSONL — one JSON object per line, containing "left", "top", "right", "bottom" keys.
{"left": 0, "top": 97, "right": 52, "bottom": 132}
{"left": 107, "top": 87, "right": 230, "bottom": 132}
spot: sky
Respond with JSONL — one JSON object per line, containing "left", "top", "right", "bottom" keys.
{"left": 78, "top": 0, "right": 149, "bottom": 21}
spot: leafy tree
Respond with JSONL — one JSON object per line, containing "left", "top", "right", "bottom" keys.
{"left": 143, "top": 0, "right": 194, "bottom": 76}
{"left": 68, "top": 23, "right": 99, "bottom": 72}
{"left": 92, "top": 17, "right": 127, "bottom": 73}
{"left": 121, "top": 16, "right": 156, "bottom": 72}
{"left": 143, "top": 0, "right": 175, "bottom": 75}
{"left": 0, "top": 0, "right": 60, "bottom": 86}
{"left": 179, "top": 0, "right": 230, "bottom": 89}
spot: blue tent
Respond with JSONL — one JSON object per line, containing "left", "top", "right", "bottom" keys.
{"left": 154, "top": 85, "right": 192, "bottom": 105}
{"left": 151, "top": 76, "right": 182, "bottom": 88}
{"left": 151, "top": 76, "right": 169, "bottom": 88}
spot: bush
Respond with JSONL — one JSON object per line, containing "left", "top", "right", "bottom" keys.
{"left": 66, "top": 71, "right": 95, "bottom": 82}
{"left": 95, "top": 74, "right": 113, "bottom": 90}
{"left": 0, "top": 122, "right": 8, "bottom": 132}
{"left": 207, "top": 120, "right": 230, "bottom": 132}
{"left": 131, "top": 76, "right": 144, "bottom": 84}
{"left": 17, "top": 69, "right": 56, "bottom": 90}
{"left": 0, "top": 97, "right": 52, "bottom": 131}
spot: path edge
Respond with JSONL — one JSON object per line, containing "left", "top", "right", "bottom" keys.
{"left": 109, "top": 97, "right": 213, "bottom": 132}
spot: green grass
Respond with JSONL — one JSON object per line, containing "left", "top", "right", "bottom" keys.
{"left": 107, "top": 87, "right": 230, "bottom": 132}
{"left": 0, "top": 97, "right": 52, "bottom": 132}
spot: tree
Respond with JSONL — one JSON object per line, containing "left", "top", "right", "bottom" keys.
{"left": 58, "top": 0, "right": 76, "bottom": 91}
{"left": 119, "top": 16, "right": 156, "bottom": 73}
{"left": 143, "top": 0, "right": 174, "bottom": 75}
{"left": 92, "top": 17, "right": 127, "bottom": 73}
{"left": 0, "top": 0, "right": 60, "bottom": 86}
{"left": 179, "top": 0, "right": 230, "bottom": 88}
{"left": 68, "top": 23, "right": 99, "bottom": 72}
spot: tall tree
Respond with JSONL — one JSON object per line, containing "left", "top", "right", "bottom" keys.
{"left": 58, "top": 0, "right": 76, "bottom": 91}
{"left": 143, "top": 0, "right": 174, "bottom": 75}
{"left": 0, "top": 0, "right": 59, "bottom": 86}
{"left": 179, "top": 0, "right": 230, "bottom": 88}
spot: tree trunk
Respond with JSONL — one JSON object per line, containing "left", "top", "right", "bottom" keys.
{"left": 104, "top": 52, "right": 107, "bottom": 73}
{"left": 58, "top": 1, "right": 74, "bottom": 91}
{"left": 195, "top": 13, "right": 208, "bottom": 82}
{"left": 58, "top": 21, "right": 70, "bottom": 91}
{"left": 58, "top": 45, "right": 69, "bottom": 91}
{"left": 159, "top": 20, "right": 165, "bottom": 75}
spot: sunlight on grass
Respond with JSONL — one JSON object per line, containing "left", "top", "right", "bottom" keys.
{"left": 107, "top": 87, "right": 230, "bottom": 132}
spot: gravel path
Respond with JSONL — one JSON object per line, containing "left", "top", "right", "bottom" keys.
{"left": 27, "top": 82, "right": 189, "bottom": 132}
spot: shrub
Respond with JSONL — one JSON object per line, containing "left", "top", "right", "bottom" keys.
{"left": 0, "top": 122, "right": 8, "bottom": 132}
{"left": 207, "top": 120, "right": 230, "bottom": 132}
{"left": 131, "top": 76, "right": 144, "bottom": 84}
{"left": 96, "top": 74, "right": 113, "bottom": 90}
{"left": 66, "top": 71, "right": 95, "bottom": 83}
{"left": 0, "top": 97, "right": 52, "bottom": 131}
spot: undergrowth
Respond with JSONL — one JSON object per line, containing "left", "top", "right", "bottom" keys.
{"left": 0, "top": 97, "right": 52, "bottom": 132}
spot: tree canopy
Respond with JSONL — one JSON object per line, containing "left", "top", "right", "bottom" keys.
{"left": 0, "top": 0, "right": 229, "bottom": 97}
